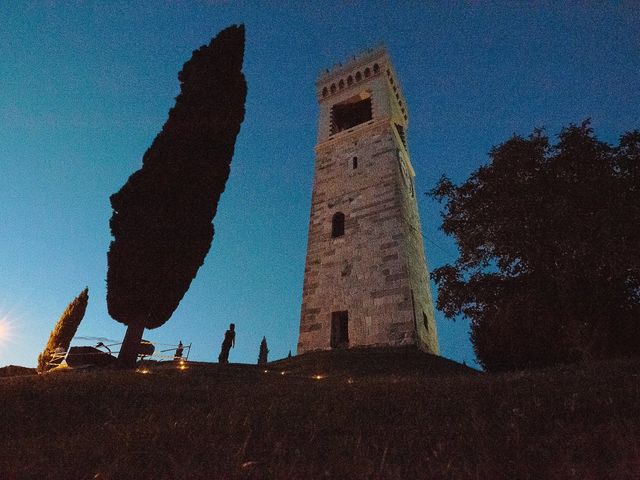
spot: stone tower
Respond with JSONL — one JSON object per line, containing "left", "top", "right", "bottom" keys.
{"left": 297, "top": 47, "right": 439, "bottom": 355}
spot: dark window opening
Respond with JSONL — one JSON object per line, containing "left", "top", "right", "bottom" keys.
{"left": 355, "top": 71, "right": 362, "bottom": 81}
{"left": 373, "top": 63, "right": 380, "bottom": 74}
{"left": 332, "top": 212, "right": 345, "bottom": 238}
{"left": 338, "top": 79, "right": 344, "bottom": 89}
{"left": 330, "top": 83, "right": 336, "bottom": 94}
{"left": 330, "top": 92, "right": 372, "bottom": 134}
{"left": 423, "top": 312, "right": 429, "bottom": 331}
{"left": 322, "top": 87, "right": 328, "bottom": 97}
{"left": 364, "top": 67, "right": 371, "bottom": 78}
{"left": 331, "top": 311, "right": 349, "bottom": 348}
{"left": 347, "top": 75, "right": 353, "bottom": 86}
{"left": 390, "top": 77, "right": 394, "bottom": 85}
{"left": 352, "top": 156, "right": 358, "bottom": 169}
{"left": 395, "top": 123, "right": 407, "bottom": 149}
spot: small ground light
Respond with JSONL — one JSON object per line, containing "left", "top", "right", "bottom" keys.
{"left": 137, "top": 369, "right": 150, "bottom": 374}
{"left": 280, "top": 371, "right": 286, "bottom": 376}
{"left": 347, "top": 378, "right": 354, "bottom": 384}
{"left": 312, "top": 374, "right": 324, "bottom": 380}
{"left": 263, "top": 370, "right": 268, "bottom": 373}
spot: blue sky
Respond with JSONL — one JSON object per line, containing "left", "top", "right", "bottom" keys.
{"left": 1, "top": 2, "right": 638, "bottom": 369}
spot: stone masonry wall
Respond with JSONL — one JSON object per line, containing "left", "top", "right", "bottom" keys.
{"left": 298, "top": 48, "right": 439, "bottom": 355}
{"left": 396, "top": 146, "right": 440, "bottom": 354}
{"left": 298, "top": 122, "right": 437, "bottom": 353}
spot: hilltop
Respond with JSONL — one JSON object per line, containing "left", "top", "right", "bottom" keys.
{"left": 1, "top": 347, "right": 638, "bottom": 479}
{"left": 0, "top": 365, "right": 36, "bottom": 377}
{"left": 268, "top": 345, "right": 476, "bottom": 376}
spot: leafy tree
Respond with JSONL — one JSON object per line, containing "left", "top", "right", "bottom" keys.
{"left": 107, "top": 25, "right": 247, "bottom": 368}
{"left": 37, "top": 288, "right": 88, "bottom": 373}
{"left": 258, "top": 336, "right": 269, "bottom": 365}
{"left": 430, "top": 121, "right": 640, "bottom": 371}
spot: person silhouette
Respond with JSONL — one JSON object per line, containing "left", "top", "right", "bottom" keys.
{"left": 218, "top": 323, "right": 235, "bottom": 364}
{"left": 174, "top": 340, "right": 184, "bottom": 361}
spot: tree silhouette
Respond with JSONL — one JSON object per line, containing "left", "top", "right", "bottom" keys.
{"left": 258, "top": 336, "right": 269, "bottom": 365}
{"left": 430, "top": 122, "right": 640, "bottom": 371}
{"left": 107, "top": 25, "right": 247, "bottom": 368}
{"left": 37, "top": 288, "right": 88, "bottom": 373}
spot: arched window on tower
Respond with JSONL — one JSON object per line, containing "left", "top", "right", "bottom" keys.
{"left": 339, "top": 79, "right": 344, "bottom": 89}
{"left": 330, "top": 83, "right": 336, "bottom": 94}
{"left": 332, "top": 212, "right": 345, "bottom": 238}
{"left": 373, "top": 63, "right": 380, "bottom": 74}
{"left": 322, "top": 87, "right": 328, "bottom": 97}
{"left": 364, "top": 67, "right": 371, "bottom": 78}
{"left": 347, "top": 75, "right": 353, "bottom": 86}
{"left": 355, "top": 71, "right": 362, "bottom": 82}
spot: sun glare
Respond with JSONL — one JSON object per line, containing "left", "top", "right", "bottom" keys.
{"left": 0, "top": 311, "right": 17, "bottom": 367}
{"left": 0, "top": 316, "right": 15, "bottom": 347}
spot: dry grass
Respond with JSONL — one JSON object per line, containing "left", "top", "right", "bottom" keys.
{"left": 1, "top": 347, "right": 639, "bottom": 479}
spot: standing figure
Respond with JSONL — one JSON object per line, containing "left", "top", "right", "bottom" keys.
{"left": 174, "top": 340, "right": 184, "bottom": 361}
{"left": 218, "top": 323, "right": 236, "bottom": 364}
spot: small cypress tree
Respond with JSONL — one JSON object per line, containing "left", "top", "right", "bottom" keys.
{"left": 287, "top": 350, "right": 292, "bottom": 359}
{"left": 37, "top": 288, "right": 89, "bottom": 373}
{"left": 258, "top": 336, "right": 269, "bottom": 365}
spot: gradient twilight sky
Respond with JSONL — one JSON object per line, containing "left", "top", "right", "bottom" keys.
{"left": 1, "top": 2, "right": 638, "bottom": 369}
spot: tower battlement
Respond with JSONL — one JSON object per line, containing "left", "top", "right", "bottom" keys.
{"left": 314, "top": 49, "right": 410, "bottom": 150}
{"left": 315, "top": 46, "right": 408, "bottom": 125}
{"left": 298, "top": 47, "right": 439, "bottom": 356}
{"left": 317, "top": 44, "right": 386, "bottom": 84}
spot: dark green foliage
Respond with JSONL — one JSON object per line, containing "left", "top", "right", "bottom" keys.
{"left": 258, "top": 336, "right": 269, "bottom": 365}
{"left": 430, "top": 122, "right": 640, "bottom": 371}
{"left": 37, "top": 288, "right": 89, "bottom": 373}
{"left": 106, "top": 25, "right": 246, "bottom": 365}
{"left": 2, "top": 349, "right": 638, "bottom": 479}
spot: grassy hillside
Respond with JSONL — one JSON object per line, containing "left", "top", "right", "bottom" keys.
{"left": 1, "top": 347, "right": 638, "bottom": 479}
{"left": 0, "top": 365, "right": 36, "bottom": 377}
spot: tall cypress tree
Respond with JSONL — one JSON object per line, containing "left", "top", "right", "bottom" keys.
{"left": 107, "top": 25, "right": 247, "bottom": 368}
{"left": 37, "top": 288, "right": 89, "bottom": 373}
